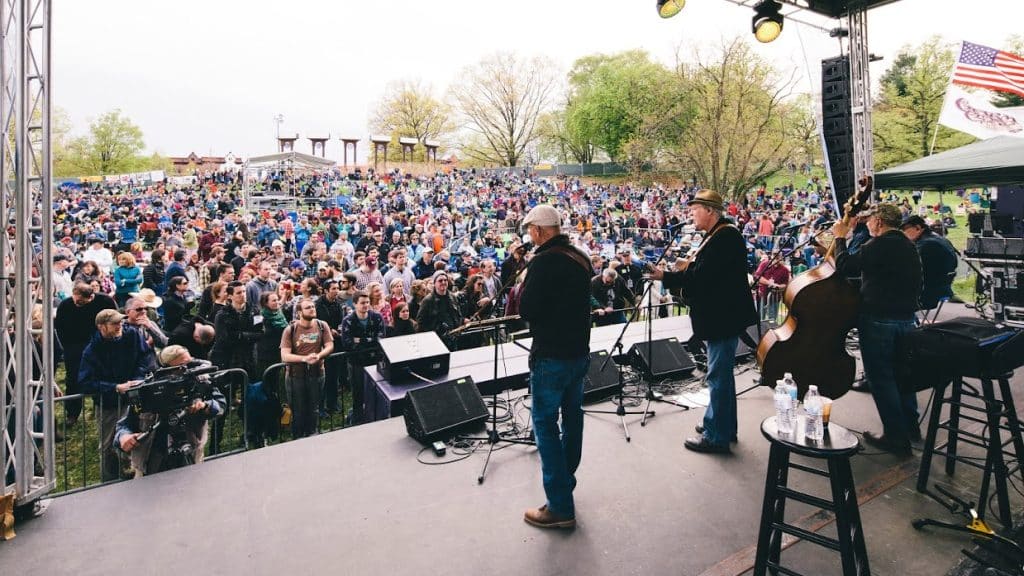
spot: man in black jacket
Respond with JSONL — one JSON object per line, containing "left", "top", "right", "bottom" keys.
{"left": 649, "top": 190, "right": 757, "bottom": 454}
{"left": 834, "top": 204, "right": 922, "bottom": 456}
{"left": 55, "top": 282, "right": 117, "bottom": 425}
{"left": 590, "top": 267, "right": 634, "bottom": 326}
{"left": 901, "top": 215, "right": 956, "bottom": 312}
{"left": 519, "top": 204, "right": 592, "bottom": 530}
{"left": 316, "top": 280, "right": 346, "bottom": 415}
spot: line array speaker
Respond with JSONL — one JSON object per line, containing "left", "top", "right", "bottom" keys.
{"left": 404, "top": 377, "right": 488, "bottom": 445}
{"left": 822, "top": 55, "right": 855, "bottom": 210}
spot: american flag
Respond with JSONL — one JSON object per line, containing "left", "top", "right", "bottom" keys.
{"left": 951, "top": 41, "right": 1024, "bottom": 98}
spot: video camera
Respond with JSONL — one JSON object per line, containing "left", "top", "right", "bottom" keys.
{"left": 126, "top": 360, "right": 220, "bottom": 426}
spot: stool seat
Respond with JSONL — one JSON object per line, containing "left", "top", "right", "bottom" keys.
{"left": 761, "top": 417, "right": 860, "bottom": 458}
{"left": 755, "top": 416, "right": 869, "bottom": 576}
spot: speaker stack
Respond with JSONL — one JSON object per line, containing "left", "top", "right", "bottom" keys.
{"left": 822, "top": 55, "right": 855, "bottom": 210}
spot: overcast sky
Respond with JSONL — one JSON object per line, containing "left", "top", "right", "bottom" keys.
{"left": 54, "top": 0, "right": 1023, "bottom": 161}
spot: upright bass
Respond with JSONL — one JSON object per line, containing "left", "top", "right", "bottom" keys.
{"left": 755, "top": 175, "right": 873, "bottom": 400}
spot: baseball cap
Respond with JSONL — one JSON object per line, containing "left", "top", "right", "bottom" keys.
{"left": 290, "top": 259, "right": 306, "bottom": 270}
{"left": 869, "top": 203, "right": 903, "bottom": 228}
{"left": 95, "top": 309, "right": 125, "bottom": 326}
{"left": 522, "top": 205, "right": 561, "bottom": 229}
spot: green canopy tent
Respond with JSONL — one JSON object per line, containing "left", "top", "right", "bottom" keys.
{"left": 874, "top": 136, "right": 1024, "bottom": 191}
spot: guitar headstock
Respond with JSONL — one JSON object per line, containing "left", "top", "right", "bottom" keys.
{"left": 843, "top": 173, "right": 873, "bottom": 219}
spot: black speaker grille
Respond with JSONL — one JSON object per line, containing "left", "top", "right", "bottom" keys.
{"left": 822, "top": 55, "right": 854, "bottom": 210}
{"left": 629, "top": 338, "right": 696, "bottom": 378}
{"left": 584, "top": 351, "right": 622, "bottom": 403}
{"left": 404, "top": 377, "right": 488, "bottom": 444}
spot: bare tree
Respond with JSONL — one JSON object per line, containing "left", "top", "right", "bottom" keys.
{"left": 668, "top": 39, "right": 801, "bottom": 199}
{"left": 369, "top": 79, "right": 454, "bottom": 162}
{"left": 450, "top": 52, "right": 559, "bottom": 167}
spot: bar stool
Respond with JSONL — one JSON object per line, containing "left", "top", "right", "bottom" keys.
{"left": 754, "top": 416, "right": 868, "bottom": 576}
{"left": 917, "top": 370, "right": 1024, "bottom": 529}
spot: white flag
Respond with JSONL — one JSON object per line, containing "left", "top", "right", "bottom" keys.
{"left": 938, "top": 83, "right": 1024, "bottom": 139}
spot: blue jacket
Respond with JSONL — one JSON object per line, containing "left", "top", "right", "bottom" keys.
{"left": 79, "top": 325, "right": 156, "bottom": 407}
{"left": 113, "top": 265, "right": 143, "bottom": 296}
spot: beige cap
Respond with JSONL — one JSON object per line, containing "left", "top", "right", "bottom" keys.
{"left": 95, "top": 309, "right": 125, "bottom": 326}
{"left": 522, "top": 205, "right": 561, "bottom": 229}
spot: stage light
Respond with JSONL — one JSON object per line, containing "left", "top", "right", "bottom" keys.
{"left": 657, "top": 0, "right": 685, "bottom": 19}
{"left": 752, "top": 0, "right": 783, "bottom": 43}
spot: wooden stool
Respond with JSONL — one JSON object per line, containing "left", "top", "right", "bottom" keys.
{"left": 754, "top": 416, "right": 868, "bottom": 576}
{"left": 917, "top": 372, "right": 1024, "bottom": 529}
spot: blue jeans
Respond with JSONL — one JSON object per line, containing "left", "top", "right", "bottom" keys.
{"left": 859, "top": 314, "right": 918, "bottom": 444}
{"left": 703, "top": 336, "right": 739, "bottom": 446}
{"left": 529, "top": 354, "right": 589, "bottom": 517}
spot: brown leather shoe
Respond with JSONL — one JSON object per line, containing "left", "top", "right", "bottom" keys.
{"left": 524, "top": 505, "right": 576, "bottom": 529}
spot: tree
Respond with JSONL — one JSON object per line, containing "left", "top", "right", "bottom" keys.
{"left": 369, "top": 79, "right": 454, "bottom": 162}
{"left": 872, "top": 36, "right": 973, "bottom": 169}
{"left": 60, "top": 109, "right": 145, "bottom": 175}
{"left": 449, "top": 52, "right": 559, "bottom": 167}
{"left": 536, "top": 103, "right": 594, "bottom": 164}
{"left": 666, "top": 39, "right": 801, "bottom": 199}
{"left": 566, "top": 50, "right": 679, "bottom": 162}
{"left": 990, "top": 35, "right": 1024, "bottom": 108}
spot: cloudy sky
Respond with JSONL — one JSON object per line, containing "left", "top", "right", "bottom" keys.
{"left": 54, "top": 0, "right": 1023, "bottom": 161}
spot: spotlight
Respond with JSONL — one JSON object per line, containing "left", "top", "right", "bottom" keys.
{"left": 657, "top": 0, "right": 685, "bottom": 19}
{"left": 752, "top": 0, "right": 783, "bottom": 43}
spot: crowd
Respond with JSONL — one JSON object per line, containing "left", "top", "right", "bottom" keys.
{"left": 43, "top": 164, "right": 964, "bottom": 477}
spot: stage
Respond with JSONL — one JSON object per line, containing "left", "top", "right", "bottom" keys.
{"left": 2, "top": 305, "right": 1021, "bottom": 575}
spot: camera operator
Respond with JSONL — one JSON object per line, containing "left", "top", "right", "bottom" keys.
{"left": 78, "top": 308, "right": 155, "bottom": 481}
{"left": 115, "top": 345, "right": 226, "bottom": 478}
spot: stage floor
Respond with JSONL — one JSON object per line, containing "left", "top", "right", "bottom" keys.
{"left": 3, "top": 305, "right": 1021, "bottom": 576}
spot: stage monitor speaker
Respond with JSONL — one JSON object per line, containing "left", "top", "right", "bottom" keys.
{"left": 736, "top": 321, "right": 774, "bottom": 358}
{"left": 629, "top": 337, "right": 696, "bottom": 379}
{"left": 822, "top": 55, "right": 855, "bottom": 210}
{"left": 404, "top": 376, "right": 488, "bottom": 445}
{"left": 584, "top": 350, "right": 622, "bottom": 403}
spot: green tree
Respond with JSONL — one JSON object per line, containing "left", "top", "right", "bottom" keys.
{"left": 666, "top": 39, "right": 800, "bottom": 199}
{"left": 536, "top": 102, "right": 594, "bottom": 164}
{"left": 566, "top": 50, "right": 678, "bottom": 162}
{"left": 59, "top": 109, "right": 145, "bottom": 175}
{"left": 370, "top": 79, "right": 454, "bottom": 162}
{"left": 990, "top": 35, "right": 1024, "bottom": 108}
{"left": 872, "top": 36, "right": 973, "bottom": 169}
{"left": 449, "top": 52, "right": 558, "bottom": 167}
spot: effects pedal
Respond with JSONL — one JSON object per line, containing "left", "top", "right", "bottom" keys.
{"left": 432, "top": 441, "right": 447, "bottom": 457}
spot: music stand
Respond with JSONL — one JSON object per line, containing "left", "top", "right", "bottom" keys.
{"left": 451, "top": 315, "right": 534, "bottom": 484}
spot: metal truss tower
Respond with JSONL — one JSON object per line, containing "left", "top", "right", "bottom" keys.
{"left": 846, "top": 7, "right": 874, "bottom": 185}
{"left": 0, "top": 0, "right": 53, "bottom": 508}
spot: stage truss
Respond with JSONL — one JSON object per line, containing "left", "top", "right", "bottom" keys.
{"left": 0, "top": 0, "right": 54, "bottom": 507}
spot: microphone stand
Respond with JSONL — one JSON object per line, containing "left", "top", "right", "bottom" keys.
{"left": 584, "top": 224, "right": 689, "bottom": 441}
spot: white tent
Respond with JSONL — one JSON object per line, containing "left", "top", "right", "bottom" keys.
{"left": 242, "top": 151, "right": 337, "bottom": 214}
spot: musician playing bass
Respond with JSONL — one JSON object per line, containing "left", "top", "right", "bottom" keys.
{"left": 647, "top": 190, "right": 757, "bottom": 454}
{"left": 831, "top": 203, "right": 922, "bottom": 456}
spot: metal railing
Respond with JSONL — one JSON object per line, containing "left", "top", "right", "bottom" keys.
{"left": 46, "top": 351, "right": 366, "bottom": 496}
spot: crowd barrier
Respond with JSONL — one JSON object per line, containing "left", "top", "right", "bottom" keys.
{"left": 48, "top": 357, "right": 355, "bottom": 496}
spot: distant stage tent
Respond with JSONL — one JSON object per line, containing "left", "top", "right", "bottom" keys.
{"left": 242, "top": 151, "right": 337, "bottom": 214}
{"left": 874, "top": 136, "right": 1024, "bottom": 190}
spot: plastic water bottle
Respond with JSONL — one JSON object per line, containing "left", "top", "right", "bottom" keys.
{"left": 783, "top": 373, "right": 798, "bottom": 429}
{"left": 774, "top": 380, "right": 793, "bottom": 434}
{"left": 804, "top": 385, "right": 824, "bottom": 441}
